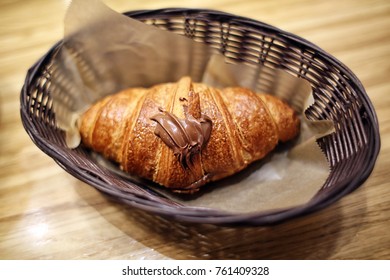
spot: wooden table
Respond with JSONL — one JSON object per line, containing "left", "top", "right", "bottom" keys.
{"left": 1, "top": 0, "right": 389, "bottom": 260}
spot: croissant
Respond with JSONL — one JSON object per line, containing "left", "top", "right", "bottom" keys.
{"left": 79, "top": 77, "right": 300, "bottom": 193}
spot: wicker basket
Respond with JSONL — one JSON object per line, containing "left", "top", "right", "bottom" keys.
{"left": 21, "top": 8, "right": 380, "bottom": 226}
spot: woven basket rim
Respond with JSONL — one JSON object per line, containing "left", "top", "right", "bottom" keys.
{"left": 20, "top": 8, "right": 381, "bottom": 226}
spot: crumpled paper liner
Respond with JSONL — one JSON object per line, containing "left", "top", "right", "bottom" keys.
{"left": 50, "top": 0, "right": 334, "bottom": 213}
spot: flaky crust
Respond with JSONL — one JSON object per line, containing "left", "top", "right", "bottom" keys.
{"left": 79, "top": 77, "right": 300, "bottom": 193}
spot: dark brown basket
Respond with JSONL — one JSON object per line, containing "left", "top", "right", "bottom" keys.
{"left": 21, "top": 8, "right": 380, "bottom": 226}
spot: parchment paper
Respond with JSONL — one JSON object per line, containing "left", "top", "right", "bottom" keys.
{"left": 51, "top": 0, "right": 334, "bottom": 213}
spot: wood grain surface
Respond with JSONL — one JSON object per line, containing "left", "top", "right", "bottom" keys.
{"left": 1, "top": 0, "right": 389, "bottom": 260}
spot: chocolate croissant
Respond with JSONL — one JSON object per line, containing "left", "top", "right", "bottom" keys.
{"left": 79, "top": 77, "right": 300, "bottom": 193}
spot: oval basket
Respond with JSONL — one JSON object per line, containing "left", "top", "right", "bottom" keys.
{"left": 20, "top": 8, "right": 380, "bottom": 226}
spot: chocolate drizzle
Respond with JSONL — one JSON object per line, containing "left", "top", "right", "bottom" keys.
{"left": 151, "top": 105, "right": 212, "bottom": 173}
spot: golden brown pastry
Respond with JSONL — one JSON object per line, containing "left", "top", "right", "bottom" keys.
{"left": 79, "top": 77, "right": 300, "bottom": 193}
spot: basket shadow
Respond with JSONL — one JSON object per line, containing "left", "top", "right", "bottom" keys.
{"left": 76, "top": 181, "right": 367, "bottom": 260}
